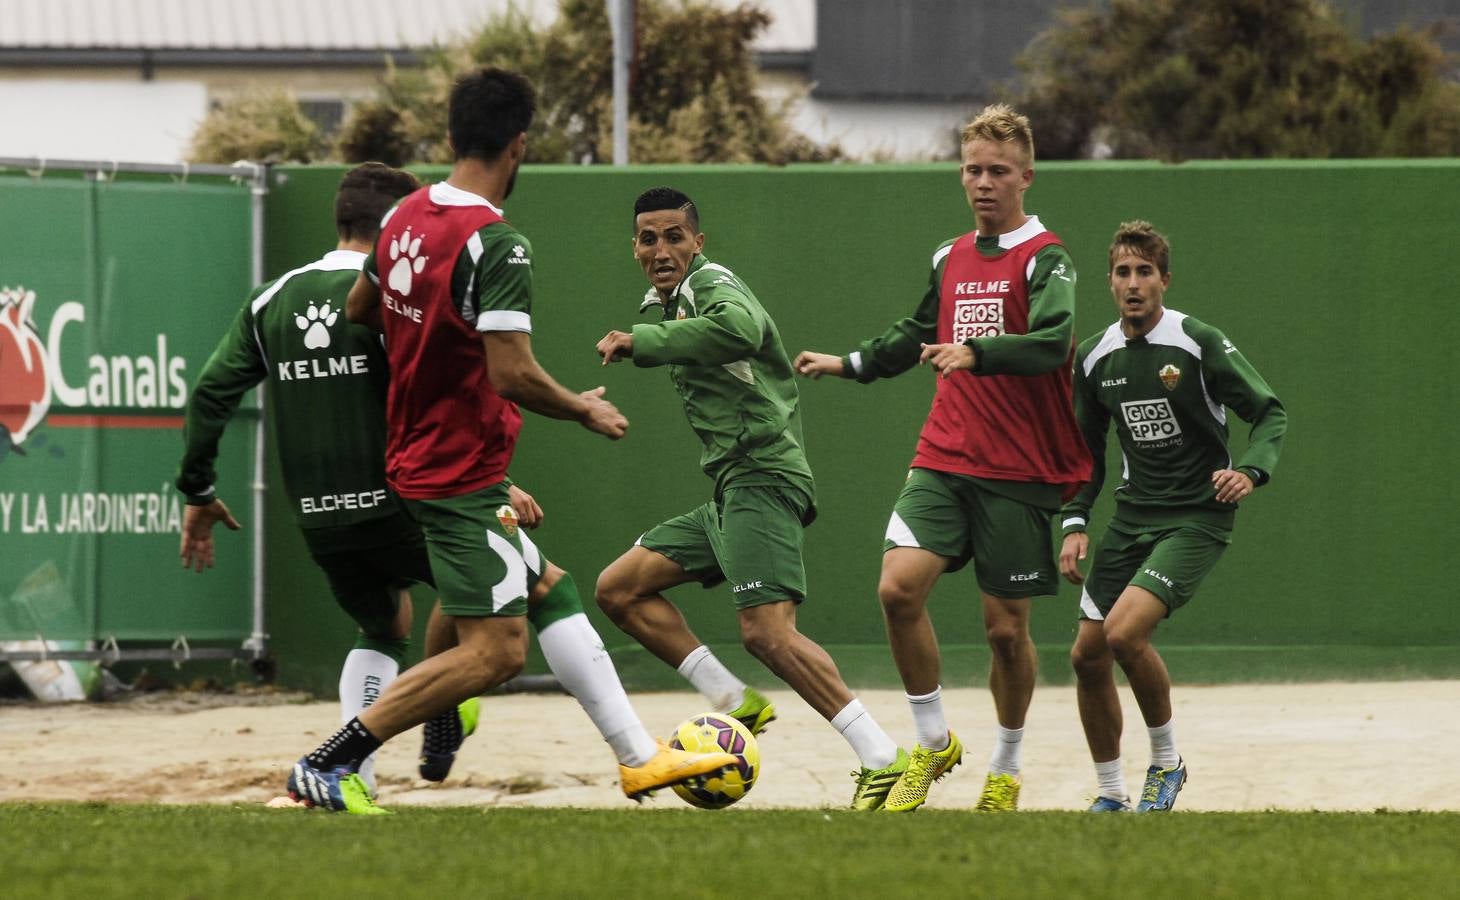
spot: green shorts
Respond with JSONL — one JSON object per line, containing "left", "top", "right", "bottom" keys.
{"left": 883, "top": 468, "right": 1058, "bottom": 599}
{"left": 404, "top": 483, "right": 541, "bottom": 618}
{"left": 1079, "top": 517, "right": 1231, "bottom": 619}
{"left": 637, "top": 483, "right": 811, "bottom": 610}
{"left": 303, "top": 514, "right": 434, "bottom": 638}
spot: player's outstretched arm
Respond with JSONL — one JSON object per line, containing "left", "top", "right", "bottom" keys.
{"left": 483, "top": 331, "right": 628, "bottom": 439}
{"left": 596, "top": 330, "right": 634, "bottom": 365}
{"left": 793, "top": 351, "right": 849, "bottom": 379}
{"left": 345, "top": 272, "right": 384, "bottom": 331}
{"left": 179, "top": 498, "right": 242, "bottom": 573}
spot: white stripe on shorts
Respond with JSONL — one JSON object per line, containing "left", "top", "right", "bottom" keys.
{"left": 520, "top": 532, "right": 542, "bottom": 577}
{"left": 1079, "top": 587, "right": 1104, "bottom": 621}
{"left": 884, "top": 511, "right": 920, "bottom": 548}
{"left": 486, "top": 531, "right": 528, "bottom": 612}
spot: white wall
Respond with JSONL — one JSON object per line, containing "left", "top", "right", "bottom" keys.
{"left": 0, "top": 80, "right": 207, "bottom": 162}
{"left": 759, "top": 76, "right": 970, "bottom": 161}
{"left": 790, "top": 97, "right": 971, "bottom": 161}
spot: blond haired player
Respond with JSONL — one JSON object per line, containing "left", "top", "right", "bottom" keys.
{"left": 795, "top": 105, "right": 1091, "bottom": 811}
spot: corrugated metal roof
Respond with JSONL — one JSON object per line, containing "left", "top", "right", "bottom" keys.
{"left": 0, "top": 0, "right": 813, "bottom": 52}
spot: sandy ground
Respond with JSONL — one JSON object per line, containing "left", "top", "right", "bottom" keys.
{"left": 2, "top": 682, "right": 1456, "bottom": 812}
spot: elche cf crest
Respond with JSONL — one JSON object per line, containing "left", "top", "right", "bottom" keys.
{"left": 496, "top": 504, "right": 519, "bottom": 537}
{"left": 1159, "top": 364, "right": 1181, "bottom": 391}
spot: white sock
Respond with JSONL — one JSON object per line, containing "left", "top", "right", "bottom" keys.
{"left": 676, "top": 645, "right": 747, "bottom": 712}
{"left": 1148, "top": 719, "right": 1179, "bottom": 769}
{"left": 1095, "top": 757, "right": 1127, "bottom": 801}
{"left": 538, "top": 613, "right": 658, "bottom": 767}
{"left": 830, "top": 699, "right": 900, "bottom": 770}
{"left": 339, "top": 648, "right": 399, "bottom": 794}
{"left": 988, "top": 725, "right": 1024, "bottom": 776}
{"left": 906, "top": 687, "right": 950, "bottom": 751}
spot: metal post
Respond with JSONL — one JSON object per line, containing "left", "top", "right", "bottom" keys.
{"left": 239, "top": 162, "right": 270, "bottom": 661}
{"left": 608, "top": 0, "right": 634, "bottom": 165}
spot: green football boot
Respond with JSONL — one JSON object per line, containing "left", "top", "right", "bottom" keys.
{"left": 727, "top": 687, "right": 777, "bottom": 736}
{"left": 883, "top": 730, "right": 964, "bottom": 812}
{"left": 850, "top": 748, "right": 910, "bottom": 811}
{"left": 974, "top": 771, "right": 1022, "bottom": 812}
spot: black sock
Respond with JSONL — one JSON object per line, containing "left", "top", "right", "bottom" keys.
{"left": 306, "top": 717, "right": 382, "bottom": 770}
{"left": 422, "top": 707, "right": 464, "bottom": 756}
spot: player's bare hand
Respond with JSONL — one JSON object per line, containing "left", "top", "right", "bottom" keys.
{"left": 508, "top": 484, "right": 544, "bottom": 529}
{"left": 596, "top": 331, "right": 634, "bottom": 365}
{"left": 919, "top": 342, "right": 976, "bottom": 378}
{"left": 580, "top": 386, "right": 629, "bottom": 439}
{"left": 1211, "top": 468, "right": 1254, "bottom": 504}
{"left": 1059, "top": 532, "right": 1089, "bottom": 585}
{"left": 793, "top": 351, "right": 845, "bottom": 379}
{"left": 179, "top": 499, "right": 241, "bottom": 573}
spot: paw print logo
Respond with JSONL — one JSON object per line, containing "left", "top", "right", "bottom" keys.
{"left": 295, "top": 301, "right": 338, "bottom": 350}
{"left": 388, "top": 227, "right": 428, "bottom": 296}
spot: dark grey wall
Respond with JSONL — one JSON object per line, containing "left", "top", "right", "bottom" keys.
{"left": 812, "top": 0, "right": 1059, "bottom": 100}
{"left": 812, "top": 0, "right": 1460, "bottom": 101}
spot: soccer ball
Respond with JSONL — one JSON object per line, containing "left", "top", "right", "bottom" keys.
{"left": 667, "top": 712, "right": 759, "bottom": 809}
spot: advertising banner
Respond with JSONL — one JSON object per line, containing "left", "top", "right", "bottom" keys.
{"left": 0, "top": 173, "right": 256, "bottom": 644}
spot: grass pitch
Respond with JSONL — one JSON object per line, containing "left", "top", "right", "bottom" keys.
{"left": 3, "top": 804, "right": 1456, "bottom": 899}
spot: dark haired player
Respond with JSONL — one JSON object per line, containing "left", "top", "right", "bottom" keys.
{"left": 595, "top": 187, "right": 906, "bottom": 810}
{"left": 1061, "top": 221, "right": 1285, "bottom": 812}
{"left": 177, "top": 162, "right": 427, "bottom": 794}
{"left": 284, "top": 69, "right": 733, "bottom": 812}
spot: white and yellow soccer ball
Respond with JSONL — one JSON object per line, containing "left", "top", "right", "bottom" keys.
{"left": 667, "top": 712, "right": 759, "bottom": 809}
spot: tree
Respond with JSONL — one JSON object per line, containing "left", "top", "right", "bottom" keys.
{"left": 188, "top": 89, "right": 325, "bottom": 164}
{"left": 1013, "top": 0, "right": 1460, "bottom": 160}
{"left": 334, "top": 0, "right": 839, "bottom": 165}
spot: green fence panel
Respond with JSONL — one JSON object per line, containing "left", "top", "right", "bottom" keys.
{"left": 0, "top": 174, "right": 256, "bottom": 643}
{"left": 262, "top": 161, "right": 1460, "bottom": 694}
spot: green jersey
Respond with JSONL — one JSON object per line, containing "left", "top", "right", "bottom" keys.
{"left": 841, "top": 230, "right": 1077, "bottom": 381}
{"left": 1061, "top": 309, "right": 1286, "bottom": 532}
{"left": 633, "top": 254, "right": 815, "bottom": 505}
{"left": 177, "top": 249, "right": 406, "bottom": 529}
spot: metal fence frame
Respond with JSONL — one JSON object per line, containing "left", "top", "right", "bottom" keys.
{"left": 0, "top": 156, "right": 269, "bottom": 667}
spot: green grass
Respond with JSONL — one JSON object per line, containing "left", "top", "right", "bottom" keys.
{"left": 4, "top": 805, "right": 1459, "bottom": 899}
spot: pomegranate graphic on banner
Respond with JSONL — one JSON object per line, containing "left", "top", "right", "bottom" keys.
{"left": 0, "top": 286, "right": 51, "bottom": 452}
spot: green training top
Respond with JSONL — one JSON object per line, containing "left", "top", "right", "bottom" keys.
{"left": 1060, "top": 308, "right": 1287, "bottom": 532}
{"left": 632, "top": 254, "right": 815, "bottom": 507}
{"left": 176, "top": 249, "right": 406, "bottom": 530}
{"left": 841, "top": 228, "right": 1077, "bottom": 381}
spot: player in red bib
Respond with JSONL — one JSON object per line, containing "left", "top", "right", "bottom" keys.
{"left": 282, "top": 68, "right": 735, "bottom": 813}
{"left": 796, "top": 104, "right": 1091, "bottom": 812}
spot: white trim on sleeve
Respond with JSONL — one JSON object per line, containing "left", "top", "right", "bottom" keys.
{"left": 475, "top": 310, "right": 532, "bottom": 333}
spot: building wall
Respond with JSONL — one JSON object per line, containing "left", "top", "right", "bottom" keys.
{"left": 259, "top": 160, "right": 1460, "bottom": 696}
{"left": 0, "top": 66, "right": 384, "bottom": 162}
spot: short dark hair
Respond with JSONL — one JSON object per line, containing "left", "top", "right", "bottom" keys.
{"left": 448, "top": 67, "right": 537, "bottom": 162}
{"left": 335, "top": 163, "right": 420, "bottom": 242}
{"left": 633, "top": 186, "right": 699, "bottom": 232}
{"left": 1109, "top": 220, "right": 1171, "bottom": 275}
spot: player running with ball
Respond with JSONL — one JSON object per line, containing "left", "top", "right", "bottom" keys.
{"left": 595, "top": 187, "right": 907, "bottom": 809}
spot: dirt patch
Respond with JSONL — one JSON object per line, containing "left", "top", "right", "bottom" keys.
{"left": 3, "top": 682, "right": 1455, "bottom": 811}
